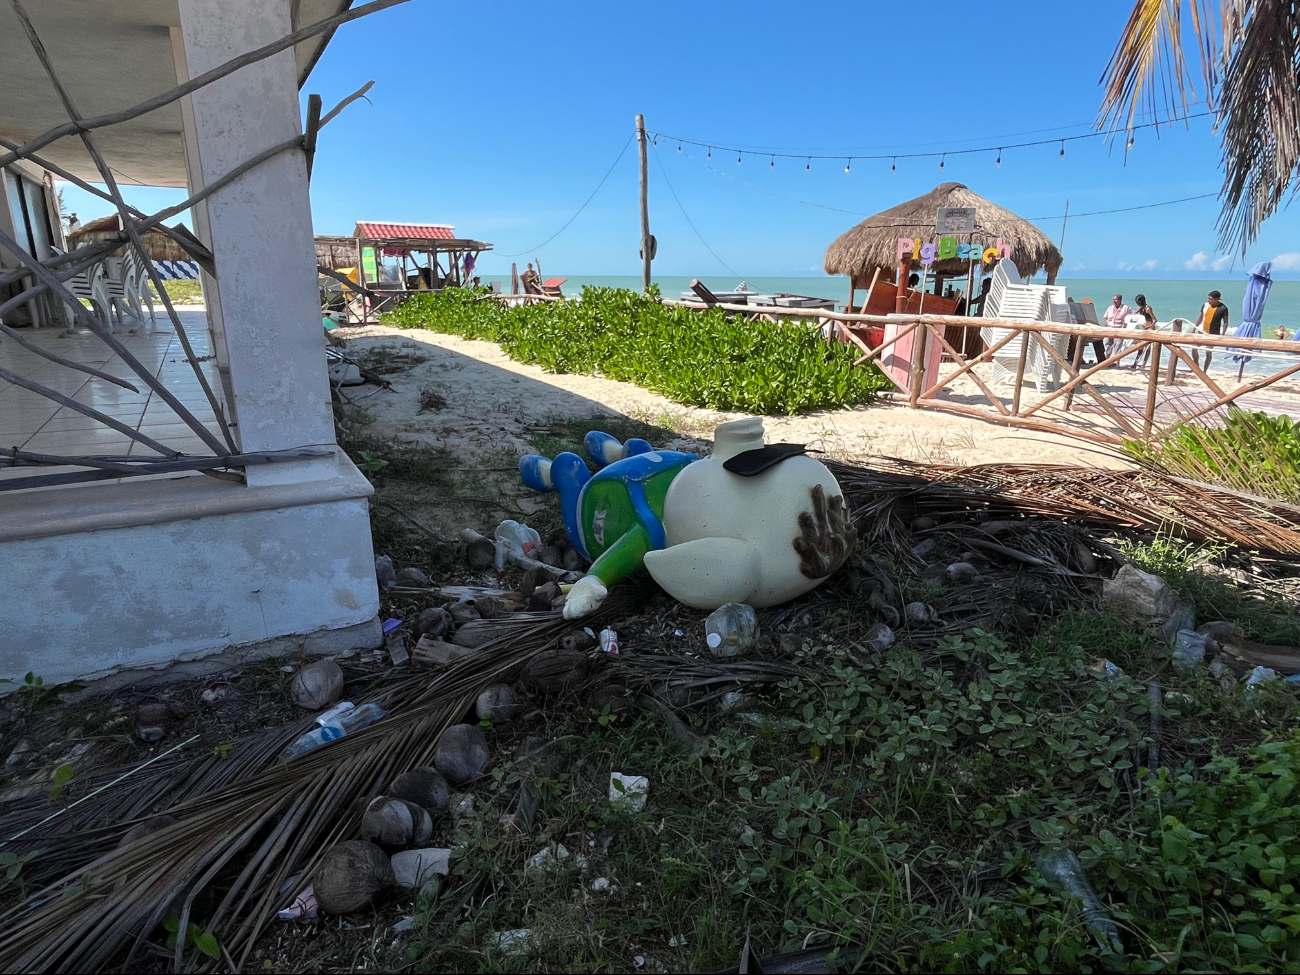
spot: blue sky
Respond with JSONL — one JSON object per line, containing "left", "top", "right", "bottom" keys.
{"left": 59, "top": 0, "right": 1300, "bottom": 279}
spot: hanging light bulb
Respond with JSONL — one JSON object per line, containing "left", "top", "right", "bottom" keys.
{"left": 737, "top": 151, "right": 742, "bottom": 165}
{"left": 996, "top": 148, "right": 1002, "bottom": 167}
{"left": 770, "top": 155, "right": 775, "bottom": 169}
{"left": 891, "top": 157, "right": 896, "bottom": 174}
{"left": 707, "top": 146, "right": 712, "bottom": 160}
{"left": 1059, "top": 140, "right": 1066, "bottom": 159}
{"left": 939, "top": 153, "right": 946, "bottom": 171}
{"left": 845, "top": 157, "right": 851, "bottom": 173}
{"left": 805, "top": 157, "right": 810, "bottom": 172}
{"left": 677, "top": 143, "right": 682, "bottom": 153}
{"left": 1126, "top": 133, "right": 1135, "bottom": 150}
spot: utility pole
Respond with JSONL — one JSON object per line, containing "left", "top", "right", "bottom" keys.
{"left": 637, "top": 113, "right": 651, "bottom": 291}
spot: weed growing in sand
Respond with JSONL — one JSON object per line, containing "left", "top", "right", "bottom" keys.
{"left": 385, "top": 287, "right": 888, "bottom": 415}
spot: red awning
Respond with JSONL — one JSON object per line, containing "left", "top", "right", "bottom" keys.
{"left": 353, "top": 221, "right": 455, "bottom": 240}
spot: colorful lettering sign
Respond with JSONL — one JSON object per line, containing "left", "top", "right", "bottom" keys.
{"left": 898, "top": 236, "right": 1012, "bottom": 267}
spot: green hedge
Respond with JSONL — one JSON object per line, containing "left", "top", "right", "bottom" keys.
{"left": 383, "top": 287, "right": 887, "bottom": 415}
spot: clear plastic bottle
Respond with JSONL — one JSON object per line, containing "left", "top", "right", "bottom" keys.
{"left": 1036, "top": 847, "right": 1122, "bottom": 952}
{"left": 494, "top": 520, "right": 542, "bottom": 572}
{"left": 374, "top": 555, "right": 397, "bottom": 589}
{"left": 705, "top": 602, "right": 759, "bottom": 657}
{"left": 279, "top": 703, "right": 389, "bottom": 762}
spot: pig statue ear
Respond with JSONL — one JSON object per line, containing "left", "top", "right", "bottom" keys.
{"left": 643, "top": 537, "right": 761, "bottom": 609}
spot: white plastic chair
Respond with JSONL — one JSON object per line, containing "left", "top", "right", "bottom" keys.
{"left": 53, "top": 245, "right": 112, "bottom": 329}
{"left": 980, "top": 260, "right": 1058, "bottom": 389}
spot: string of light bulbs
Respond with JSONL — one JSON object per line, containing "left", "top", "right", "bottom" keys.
{"left": 646, "top": 111, "right": 1210, "bottom": 172}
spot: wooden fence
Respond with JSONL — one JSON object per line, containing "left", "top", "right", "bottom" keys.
{"left": 664, "top": 298, "right": 1300, "bottom": 445}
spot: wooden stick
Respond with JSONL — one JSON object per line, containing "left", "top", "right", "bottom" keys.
{"left": 302, "top": 93, "right": 322, "bottom": 180}
{"left": 920, "top": 326, "right": 1021, "bottom": 398}
{"left": 1175, "top": 359, "right": 1300, "bottom": 426}
{"left": 1144, "top": 340, "right": 1161, "bottom": 437}
{"left": 914, "top": 398, "right": 1124, "bottom": 445}
{"left": 851, "top": 320, "right": 920, "bottom": 368}
{"left": 1167, "top": 343, "right": 1228, "bottom": 399}
{"left": 919, "top": 322, "right": 1009, "bottom": 415}
{"left": 1062, "top": 330, "right": 1087, "bottom": 411}
{"left": 319, "top": 80, "right": 374, "bottom": 128}
{"left": 10, "top": 0, "right": 235, "bottom": 454}
{"left": 0, "top": 319, "right": 138, "bottom": 391}
{"left": 908, "top": 322, "right": 927, "bottom": 408}
{"left": 1011, "top": 328, "right": 1030, "bottom": 415}
{"left": 0, "top": 0, "right": 413, "bottom": 170}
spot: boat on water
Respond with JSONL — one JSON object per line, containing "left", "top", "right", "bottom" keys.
{"left": 679, "top": 281, "right": 837, "bottom": 311}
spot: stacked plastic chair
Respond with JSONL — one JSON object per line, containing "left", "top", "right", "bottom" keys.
{"left": 979, "top": 259, "right": 1069, "bottom": 392}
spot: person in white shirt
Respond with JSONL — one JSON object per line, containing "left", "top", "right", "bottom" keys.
{"left": 1103, "top": 294, "right": 1133, "bottom": 359}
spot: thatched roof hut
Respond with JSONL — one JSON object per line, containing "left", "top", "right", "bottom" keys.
{"left": 824, "top": 182, "right": 1062, "bottom": 285}
{"left": 67, "top": 214, "right": 191, "bottom": 262}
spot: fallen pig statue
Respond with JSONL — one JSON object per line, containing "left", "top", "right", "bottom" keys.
{"left": 518, "top": 417, "right": 856, "bottom": 618}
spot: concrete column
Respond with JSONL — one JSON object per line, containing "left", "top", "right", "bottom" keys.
{"left": 173, "top": 0, "right": 334, "bottom": 472}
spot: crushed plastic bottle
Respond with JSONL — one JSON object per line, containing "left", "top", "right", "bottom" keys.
{"left": 494, "top": 520, "right": 542, "bottom": 573}
{"left": 279, "top": 702, "right": 389, "bottom": 762}
{"left": 704, "top": 602, "right": 759, "bottom": 657}
{"left": 1036, "top": 847, "right": 1122, "bottom": 952}
{"left": 374, "top": 555, "right": 397, "bottom": 589}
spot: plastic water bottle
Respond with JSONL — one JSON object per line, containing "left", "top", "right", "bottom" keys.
{"left": 279, "top": 702, "right": 389, "bottom": 762}
{"left": 374, "top": 555, "right": 397, "bottom": 588}
{"left": 1036, "top": 847, "right": 1122, "bottom": 952}
{"left": 705, "top": 602, "right": 759, "bottom": 657}
{"left": 494, "top": 520, "right": 542, "bottom": 572}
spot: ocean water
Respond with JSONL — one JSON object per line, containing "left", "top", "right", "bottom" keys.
{"left": 503, "top": 273, "right": 1300, "bottom": 333}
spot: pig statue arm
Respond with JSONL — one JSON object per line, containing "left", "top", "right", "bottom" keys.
{"left": 563, "top": 523, "right": 654, "bottom": 619}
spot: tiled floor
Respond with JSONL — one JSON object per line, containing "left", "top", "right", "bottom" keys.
{"left": 0, "top": 309, "right": 228, "bottom": 484}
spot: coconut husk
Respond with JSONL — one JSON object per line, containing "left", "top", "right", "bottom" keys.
{"left": 388, "top": 766, "right": 449, "bottom": 812}
{"left": 314, "top": 840, "right": 394, "bottom": 915}
{"left": 289, "top": 660, "right": 344, "bottom": 710}
{"left": 433, "top": 724, "right": 489, "bottom": 784}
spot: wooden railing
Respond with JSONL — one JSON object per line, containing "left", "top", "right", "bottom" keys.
{"left": 663, "top": 298, "right": 1300, "bottom": 444}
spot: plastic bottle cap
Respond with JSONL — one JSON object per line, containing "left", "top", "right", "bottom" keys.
{"left": 706, "top": 632, "right": 722, "bottom": 648}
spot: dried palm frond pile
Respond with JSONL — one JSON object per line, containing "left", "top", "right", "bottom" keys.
{"left": 829, "top": 458, "right": 1300, "bottom": 560}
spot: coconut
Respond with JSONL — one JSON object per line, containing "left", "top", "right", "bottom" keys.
{"left": 360, "top": 796, "right": 415, "bottom": 850}
{"left": 289, "top": 660, "right": 344, "bottom": 710}
{"left": 388, "top": 766, "right": 450, "bottom": 812}
{"left": 314, "top": 840, "right": 394, "bottom": 915}
{"left": 559, "top": 629, "right": 598, "bottom": 652}
{"left": 476, "top": 684, "right": 520, "bottom": 723}
{"left": 587, "top": 684, "right": 637, "bottom": 721}
{"left": 434, "top": 724, "right": 489, "bottom": 784}
{"left": 415, "top": 607, "right": 452, "bottom": 638}
{"left": 118, "top": 814, "right": 178, "bottom": 848}
{"left": 523, "top": 648, "right": 588, "bottom": 695}
{"left": 403, "top": 800, "right": 433, "bottom": 845}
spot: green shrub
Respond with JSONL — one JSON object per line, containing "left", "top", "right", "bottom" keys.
{"left": 384, "top": 287, "right": 888, "bottom": 415}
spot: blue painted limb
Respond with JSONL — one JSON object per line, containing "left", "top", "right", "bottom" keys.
{"left": 518, "top": 454, "right": 554, "bottom": 493}
{"left": 550, "top": 452, "right": 592, "bottom": 559}
{"left": 622, "top": 438, "right": 653, "bottom": 457}
{"left": 583, "top": 431, "right": 624, "bottom": 468}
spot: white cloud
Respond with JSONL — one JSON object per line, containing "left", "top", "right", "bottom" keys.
{"left": 1211, "top": 255, "right": 1233, "bottom": 271}
{"left": 1273, "top": 252, "right": 1300, "bottom": 271}
{"left": 1184, "top": 251, "right": 1210, "bottom": 270}
{"left": 1141, "top": 259, "right": 1160, "bottom": 270}
{"left": 1117, "top": 261, "right": 1132, "bottom": 270}
{"left": 1072, "top": 262, "right": 1087, "bottom": 271}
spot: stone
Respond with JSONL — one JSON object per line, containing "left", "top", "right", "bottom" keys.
{"left": 289, "top": 660, "right": 344, "bottom": 711}
{"left": 314, "top": 840, "right": 394, "bottom": 915}
{"left": 560, "top": 628, "right": 598, "bottom": 652}
{"left": 450, "top": 620, "right": 502, "bottom": 649}
{"left": 609, "top": 772, "right": 649, "bottom": 812}
{"left": 539, "top": 545, "right": 563, "bottom": 567}
{"left": 374, "top": 555, "right": 398, "bottom": 589}
{"left": 862, "top": 622, "right": 895, "bottom": 652}
{"left": 591, "top": 876, "right": 612, "bottom": 892}
{"left": 390, "top": 847, "right": 450, "bottom": 893}
{"left": 200, "top": 686, "right": 230, "bottom": 705}
{"left": 912, "top": 538, "right": 937, "bottom": 558}
{"left": 720, "top": 691, "right": 751, "bottom": 711}
{"left": 530, "top": 581, "right": 562, "bottom": 612}
{"left": 396, "top": 567, "right": 430, "bottom": 587}
{"left": 946, "top": 561, "right": 980, "bottom": 583}
{"left": 475, "top": 684, "right": 520, "bottom": 723}
{"left": 448, "top": 601, "right": 480, "bottom": 625}
{"left": 903, "top": 602, "right": 938, "bottom": 625}
{"left": 389, "top": 767, "right": 450, "bottom": 812}
{"left": 434, "top": 724, "right": 489, "bottom": 783}
{"left": 526, "top": 843, "right": 572, "bottom": 873}
{"left": 136, "top": 703, "right": 172, "bottom": 743}
{"left": 562, "top": 547, "right": 585, "bottom": 571}
{"left": 415, "top": 608, "right": 452, "bottom": 638}
{"left": 450, "top": 793, "right": 475, "bottom": 818}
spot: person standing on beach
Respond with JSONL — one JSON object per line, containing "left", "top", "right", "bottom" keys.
{"left": 1131, "top": 294, "right": 1157, "bottom": 370}
{"left": 1103, "top": 294, "right": 1132, "bottom": 360}
{"left": 1195, "top": 290, "right": 1229, "bottom": 370}
{"left": 520, "top": 262, "right": 540, "bottom": 295}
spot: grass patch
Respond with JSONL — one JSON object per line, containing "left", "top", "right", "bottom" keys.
{"left": 160, "top": 279, "right": 203, "bottom": 304}
{"left": 1128, "top": 409, "right": 1300, "bottom": 504}
{"left": 384, "top": 287, "right": 889, "bottom": 415}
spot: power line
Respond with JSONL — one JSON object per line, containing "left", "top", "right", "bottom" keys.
{"left": 1026, "top": 193, "right": 1218, "bottom": 220}
{"left": 647, "top": 111, "right": 1211, "bottom": 165}
{"left": 497, "top": 135, "right": 634, "bottom": 257}
{"left": 650, "top": 140, "right": 739, "bottom": 278}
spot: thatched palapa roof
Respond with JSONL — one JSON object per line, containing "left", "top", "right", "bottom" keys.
{"left": 824, "top": 182, "right": 1063, "bottom": 285}
{"left": 67, "top": 213, "right": 192, "bottom": 262}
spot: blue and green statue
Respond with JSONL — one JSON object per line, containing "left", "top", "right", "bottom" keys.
{"left": 519, "top": 418, "right": 856, "bottom": 619}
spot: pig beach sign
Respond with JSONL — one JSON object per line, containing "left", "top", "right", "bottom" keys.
{"left": 899, "top": 235, "right": 1013, "bottom": 268}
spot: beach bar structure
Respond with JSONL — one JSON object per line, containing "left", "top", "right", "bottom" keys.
{"left": 825, "top": 182, "right": 1063, "bottom": 319}
{"left": 316, "top": 221, "right": 492, "bottom": 319}
{"left": 0, "top": 0, "right": 384, "bottom": 685}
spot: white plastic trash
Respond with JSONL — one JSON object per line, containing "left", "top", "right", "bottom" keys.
{"left": 609, "top": 772, "right": 649, "bottom": 812}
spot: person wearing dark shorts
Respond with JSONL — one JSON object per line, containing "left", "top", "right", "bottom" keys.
{"left": 1196, "top": 290, "right": 1229, "bottom": 370}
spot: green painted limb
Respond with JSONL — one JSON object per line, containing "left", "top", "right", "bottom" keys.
{"left": 586, "top": 524, "right": 653, "bottom": 588}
